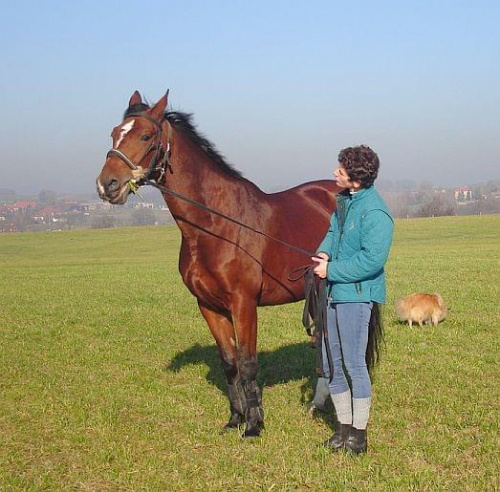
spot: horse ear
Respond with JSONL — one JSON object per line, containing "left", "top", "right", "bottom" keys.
{"left": 150, "top": 91, "right": 169, "bottom": 120}
{"left": 129, "top": 91, "right": 143, "bottom": 107}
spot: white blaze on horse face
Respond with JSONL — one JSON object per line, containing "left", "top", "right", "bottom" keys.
{"left": 115, "top": 120, "right": 135, "bottom": 148}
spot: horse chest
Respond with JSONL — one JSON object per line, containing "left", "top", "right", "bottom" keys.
{"left": 179, "top": 240, "right": 230, "bottom": 306}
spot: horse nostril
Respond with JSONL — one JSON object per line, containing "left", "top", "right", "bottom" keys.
{"left": 106, "top": 179, "right": 120, "bottom": 193}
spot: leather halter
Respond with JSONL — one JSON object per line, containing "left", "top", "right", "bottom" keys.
{"left": 106, "top": 112, "right": 172, "bottom": 183}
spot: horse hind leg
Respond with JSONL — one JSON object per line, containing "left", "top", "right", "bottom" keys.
{"left": 198, "top": 302, "right": 246, "bottom": 430}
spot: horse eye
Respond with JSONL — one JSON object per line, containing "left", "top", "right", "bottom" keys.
{"left": 141, "top": 134, "right": 152, "bottom": 141}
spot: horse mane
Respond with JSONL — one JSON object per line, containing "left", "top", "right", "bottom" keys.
{"left": 122, "top": 104, "right": 243, "bottom": 180}
{"left": 165, "top": 111, "right": 244, "bottom": 180}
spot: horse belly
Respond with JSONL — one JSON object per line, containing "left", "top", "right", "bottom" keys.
{"left": 259, "top": 269, "right": 305, "bottom": 306}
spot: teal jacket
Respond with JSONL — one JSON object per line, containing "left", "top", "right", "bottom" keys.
{"left": 317, "top": 186, "right": 394, "bottom": 304}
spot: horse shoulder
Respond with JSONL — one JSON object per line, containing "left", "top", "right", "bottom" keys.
{"left": 178, "top": 228, "right": 262, "bottom": 310}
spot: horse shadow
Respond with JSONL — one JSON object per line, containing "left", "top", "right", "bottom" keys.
{"left": 166, "top": 341, "right": 334, "bottom": 426}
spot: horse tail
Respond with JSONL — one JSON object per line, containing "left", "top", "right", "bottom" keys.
{"left": 366, "top": 302, "right": 384, "bottom": 375}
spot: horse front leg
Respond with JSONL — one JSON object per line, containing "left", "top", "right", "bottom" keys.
{"left": 198, "top": 302, "right": 246, "bottom": 430}
{"left": 232, "top": 297, "right": 264, "bottom": 437}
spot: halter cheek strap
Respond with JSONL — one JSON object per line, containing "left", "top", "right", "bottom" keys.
{"left": 106, "top": 114, "right": 173, "bottom": 183}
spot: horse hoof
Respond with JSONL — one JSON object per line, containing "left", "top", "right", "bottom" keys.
{"left": 242, "top": 423, "right": 264, "bottom": 438}
{"left": 242, "top": 428, "right": 260, "bottom": 438}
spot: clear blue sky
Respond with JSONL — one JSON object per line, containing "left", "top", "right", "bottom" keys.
{"left": 0, "top": 0, "right": 498, "bottom": 194}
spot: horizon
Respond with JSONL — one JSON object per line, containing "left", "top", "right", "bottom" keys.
{"left": 2, "top": 175, "right": 499, "bottom": 201}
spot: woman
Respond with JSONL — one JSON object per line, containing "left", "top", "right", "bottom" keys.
{"left": 312, "top": 145, "right": 394, "bottom": 454}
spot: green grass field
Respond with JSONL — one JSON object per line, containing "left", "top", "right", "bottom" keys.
{"left": 1, "top": 215, "right": 499, "bottom": 491}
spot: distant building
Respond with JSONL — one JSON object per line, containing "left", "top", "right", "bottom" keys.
{"left": 82, "top": 201, "right": 114, "bottom": 211}
{"left": 454, "top": 186, "right": 473, "bottom": 201}
{"left": 0, "top": 200, "right": 37, "bottom": 213}
{"left": 133, "top": 202, "right": 154, "bottom": 209}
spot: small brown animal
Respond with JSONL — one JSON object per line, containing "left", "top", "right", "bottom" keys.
{"left": 395, "top": 293, "right": 448, "bottom": 327}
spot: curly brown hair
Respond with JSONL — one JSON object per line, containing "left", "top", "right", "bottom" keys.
{"left": 338, "top": 145, "right": 380, "bottom": 188}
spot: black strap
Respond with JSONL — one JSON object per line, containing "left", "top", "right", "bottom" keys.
{"left": 301, "top": 269, "right": 334, "bottom": 382}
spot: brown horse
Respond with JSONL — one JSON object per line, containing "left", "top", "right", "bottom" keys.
{"left": 97, "top": 91, "right": 341, "bottom": 436}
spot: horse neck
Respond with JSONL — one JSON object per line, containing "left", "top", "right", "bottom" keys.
{"left": 163, "top": 129, "right": 262, "bottom": 220}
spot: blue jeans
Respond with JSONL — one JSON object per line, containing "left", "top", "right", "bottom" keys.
{"left": 322, "top": 301, "right": 373, "bottom": 399}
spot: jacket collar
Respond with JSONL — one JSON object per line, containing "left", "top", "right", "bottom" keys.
{"left": 338, "top": 186, "right": 374, "bottom": 201}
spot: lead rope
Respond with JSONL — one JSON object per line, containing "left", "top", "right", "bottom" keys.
{"left": 301, "top": 268, "right": 333, "bottom": 382}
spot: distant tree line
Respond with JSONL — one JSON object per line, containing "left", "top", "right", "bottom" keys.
{"left": 380, "top": 180, "right": 500, "bottom": 218}
{"left": 91, "top": 208, "right": 160, "bottom": 229}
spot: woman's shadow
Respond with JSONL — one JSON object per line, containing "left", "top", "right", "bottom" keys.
{"left": 166, "top": 341, "right": 335, "bottom": 428}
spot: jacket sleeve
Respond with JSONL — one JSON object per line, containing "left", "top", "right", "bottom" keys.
{"left": 316, "top": 213, "right": 337, "bottom": 257}
{"left": 326, "top": 210, "right": 393, "bottom": 283}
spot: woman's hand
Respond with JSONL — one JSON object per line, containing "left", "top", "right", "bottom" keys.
{"left": 312, "top": 256, "right": 328, "bottom": 278}
{"left": 316, "top": 252, "right": 329, "bottom": 261}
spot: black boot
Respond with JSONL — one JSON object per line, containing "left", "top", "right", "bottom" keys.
{"left": 345, "top": 427, "right": 367, "bottom": 454}
{"left": 323, "top": 421, "right": 352, "bottom": 451}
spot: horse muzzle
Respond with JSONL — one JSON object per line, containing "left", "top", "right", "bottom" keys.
{"left": 96, "top": 175, "right": 131, "bottom": 204}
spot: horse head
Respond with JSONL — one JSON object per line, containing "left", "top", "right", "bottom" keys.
{"left": 96, "top": 91, "right": 169, "bottom": 204}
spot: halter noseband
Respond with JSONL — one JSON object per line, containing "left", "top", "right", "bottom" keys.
{"left": 106, "top": 112, "right": 172, "bottom": 184}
